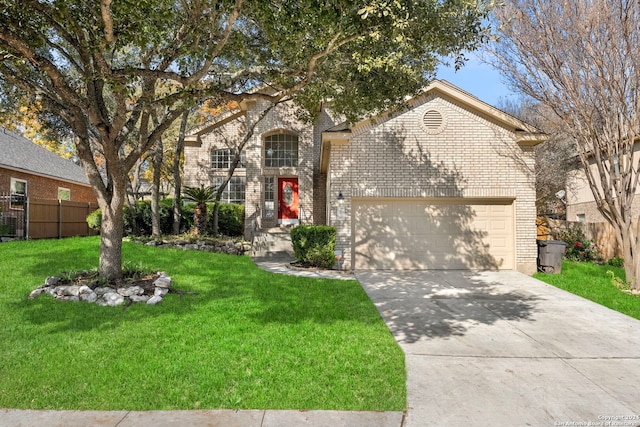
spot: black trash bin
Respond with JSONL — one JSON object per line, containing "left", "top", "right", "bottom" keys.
{"left": 537, "top": 240, "right": 567, "bottom": 274}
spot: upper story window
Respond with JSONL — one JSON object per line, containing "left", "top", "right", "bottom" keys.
{"left": 211, "top": 149, "right": 246, "bottom": 169}
{"left": 10, "top": 178, "right": 27, "bottom": 209}
{"left": 264, "top": 133, "right": 298, "bottom": 167}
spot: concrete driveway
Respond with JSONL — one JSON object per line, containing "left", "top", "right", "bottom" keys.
{"left": 355, "top": 270, "right": 640, "bottom": 427}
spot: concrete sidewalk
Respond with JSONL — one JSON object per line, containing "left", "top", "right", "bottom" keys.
{"left": 0, "top": 409, "right": 404, "bottom": 427}
{"left": 356, "top": 270, "right": 640, "bottom": 427}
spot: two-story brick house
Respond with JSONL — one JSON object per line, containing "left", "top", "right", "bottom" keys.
{"left": 184, "top": 81, "right": 545, "bottom": 273}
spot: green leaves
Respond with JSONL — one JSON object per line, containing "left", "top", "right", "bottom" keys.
{"left": 183, "top": 185, "right": 216, "bottom": 205}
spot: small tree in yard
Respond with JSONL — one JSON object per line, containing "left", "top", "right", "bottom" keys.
{"left": 496, "top": 99, "right": 581, "bottom": 215}
{"left": 183, "top": 185, "right": 215, "bottom": 236}
{"left": 0, "top": 0, "right": 491, "bottom": 280}
{"left": 492, "top": 0, "right": 640, "bottom": 290}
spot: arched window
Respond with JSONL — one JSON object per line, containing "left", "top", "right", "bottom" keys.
{"left": 264, "top": 133, "right": 298, "bottom": 167}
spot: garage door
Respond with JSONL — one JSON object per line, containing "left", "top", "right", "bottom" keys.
{"left": 353, "top": 199, "right": 514, "bottom": 270}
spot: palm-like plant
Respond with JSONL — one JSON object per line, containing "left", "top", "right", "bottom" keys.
{"left": 183, "top": 185, "right": 216, "bottom": 235}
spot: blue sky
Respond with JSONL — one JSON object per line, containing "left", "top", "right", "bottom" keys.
{"left": 435, "top": 53, "right": 517, "bottom": 108}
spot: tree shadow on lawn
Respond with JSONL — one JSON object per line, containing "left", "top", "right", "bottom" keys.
{"left": 13, "top": 242, "right": 378, "bottom": 334}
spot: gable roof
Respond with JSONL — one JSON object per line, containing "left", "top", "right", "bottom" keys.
{"left": 0, "top": 128, "right": 90, "bottom": 186}
{"left": 320, "top": 80, "right": 548, "bottom": 173}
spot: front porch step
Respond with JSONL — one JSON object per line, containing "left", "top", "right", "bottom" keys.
{"left": 251, "top": 228, "right": 295, "bottom": 259}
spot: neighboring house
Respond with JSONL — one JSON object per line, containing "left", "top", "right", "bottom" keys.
{"left": 566, "top": 143, "right": 640, "bottom": 223}
{"left": 184, "top": 80, "right": 545, "bottom": 273}
{"left": 0, "top": 127, "right": 96, "bottom": 204}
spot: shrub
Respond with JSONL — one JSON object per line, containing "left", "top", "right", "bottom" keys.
{"left": 124, "top": 200, "right": 181, "bottom": 236}
{"left": 290, "top": 225, "right": 336, "bottom": 269}
{"left": 207, "top": 203, "right": 245, "bottom": 236}
{"left": 87, "top": 200, "right": 193, "bottom": 236}
{"left": 558, "top": 224, "right": 603, "bottom": 263}
{"left": 86, "top": 209, "right": 102, "bottom": 230}
{"left": 607, "top": 256, "right": 625, "bottom": 268}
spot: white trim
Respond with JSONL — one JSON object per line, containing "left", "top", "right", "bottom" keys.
{"left": 58, "top": 187, "right": 71, "bottom": 201}
{"left": 9, "top": 177, "right": 27, "bottom": 209}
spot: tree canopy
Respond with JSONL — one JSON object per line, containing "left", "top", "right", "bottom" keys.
{"left": 0, "top": 0, "right": 491, "bottom": 279}
{"left": 491, "top": 0, "right": 640, "bottom": 288}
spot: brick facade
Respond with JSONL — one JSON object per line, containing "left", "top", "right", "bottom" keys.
{"left": 184, "top": 81, "right": 541, "bottom": 273}
{"left": 325, "top": 87, "right": 539, "bottom": 273}
{"left": 0, "top": 166, "right": 96, "bottom": 203}
{"left": 184, "top": 100, "right": 322, "bottom": 236}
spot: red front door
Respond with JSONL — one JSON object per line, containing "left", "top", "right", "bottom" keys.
{"left": 278, "top": 177, "right": 299, "bottom": 223}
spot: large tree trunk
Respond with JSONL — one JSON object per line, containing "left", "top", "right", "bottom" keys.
{"left": 98, "top": 190, "right": 126, "bottom": 280}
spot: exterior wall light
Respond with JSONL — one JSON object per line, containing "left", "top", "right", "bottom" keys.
{"left": 337, "top": 191, "right": 344, "bottom": 204}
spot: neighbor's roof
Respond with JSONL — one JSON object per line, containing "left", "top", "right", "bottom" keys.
{"left": 0, "top": 128, "right": 90, "bottom": 186}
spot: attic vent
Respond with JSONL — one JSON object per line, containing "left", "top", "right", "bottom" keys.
{"left": 421, "top": 109, "right": 446, "bottom": 134}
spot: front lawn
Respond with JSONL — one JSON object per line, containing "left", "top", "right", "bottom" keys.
{"left": 0, "top": 237, "right": 405, "bottom": 411}
{"left": 534, "top": 261, "right": 640, "bottom": 320}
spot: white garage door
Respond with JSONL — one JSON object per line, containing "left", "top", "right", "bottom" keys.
{"left": 353, "top": 199, "right": 514, "bottom": 270}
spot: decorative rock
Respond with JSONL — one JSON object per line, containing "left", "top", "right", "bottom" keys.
{"left": 131, "top": 236, "right": 252, "bottom": 255}
{"left": 29, "top": 288, "right": 45, "bottom": 299}
{"left": 147, "top": 295, "right": 163, "bottom": 305}
{"left": 154, "top": 287, "right": 169, "bottom": 297}
{"left": 30, "top": 270, "right": 184, "bottom": 307}
{"left": 103, "top": 292, "right": 125, "bottom": 306}
{"left": 153, "top": 274, "right": 171, "bottom": 289}
{"left": 94, "top": 287, "right": 113, "bottom": 296}
{"left": 45, "top": 276, "right": 59, "bottom": 286}
{"left": 78, "top": 285, "right": 93, "bottom": 295}
{"left": 55, "top": 286, "right": 81, "bottom": 297}
{"left": 117, "top": 286, "right": 144, "bottom": 297}
{"left": 80, "top": 292, "right": 98, "bottom": 303}
{"left": 130, "top": 295, "right": 150, "bottom": 303}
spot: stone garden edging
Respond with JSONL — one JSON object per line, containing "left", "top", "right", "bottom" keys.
{"left": 132, "top": 237, "right": 252, "bottom": 255}
{"left": 29, "top": 272, "right": 173, "bottom": 306}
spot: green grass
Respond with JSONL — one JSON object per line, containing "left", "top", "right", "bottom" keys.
{"left": 0, "top": 237, "right": 405, "bottom": 411}
{"left": 534, "top": 260, "right": 640, "bottom": 320}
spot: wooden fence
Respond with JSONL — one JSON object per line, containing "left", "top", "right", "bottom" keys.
{"left": 1, "top": 193, "right": 98, "bottom": 240}
{"left": 537, "top": 216, "right": 624, "bottom": 260}
{"left": 28, "top": 199, "right": 99, "bottom": 239}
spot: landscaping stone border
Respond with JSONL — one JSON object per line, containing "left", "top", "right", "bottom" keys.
{"left": 29, "top": 272, "right": 172, "bottom": 306}
{"left": 132, "top": 237, "right": 252, "bottom": 255}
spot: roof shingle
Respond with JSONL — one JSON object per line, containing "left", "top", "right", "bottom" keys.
{"left": 0, "top": 127, "right": 89, "bottom": 185}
